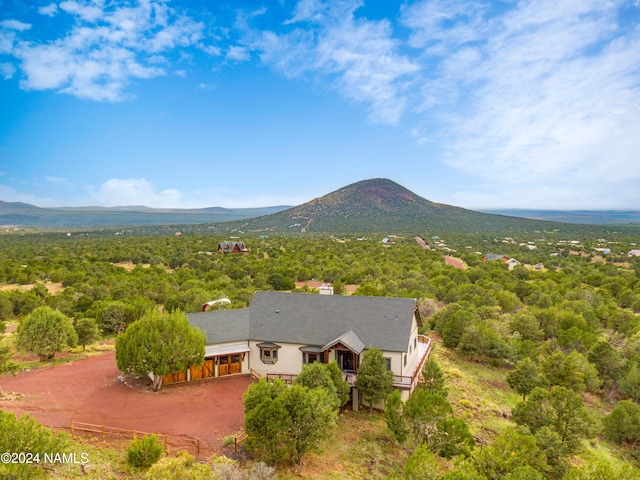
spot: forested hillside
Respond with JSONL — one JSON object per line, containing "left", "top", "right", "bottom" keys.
{"left": 1, "top": 230, "right": 640, "bottom": 478}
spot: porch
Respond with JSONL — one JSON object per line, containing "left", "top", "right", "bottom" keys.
{"left": 343, "top": 335, "right": 432, "bottom": 390}
{"left": 265, "top": 335, "right": 432, "bottom": 392}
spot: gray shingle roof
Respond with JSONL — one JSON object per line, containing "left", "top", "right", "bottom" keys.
{"left": 187, "top": 308, "right": 250, "bottom": 344}
{"left": 187, "top": 291, "right": 418, "bottom": 353}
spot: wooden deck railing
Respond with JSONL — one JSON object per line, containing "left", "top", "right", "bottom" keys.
{"left": 259, "top": 336, "right": 432, "bottom": 391}
{"left": 71, "top": 421, "right": 200, "bottom": 457}
{"left": 266, "top": 373, "right": 296, "bottom": 384}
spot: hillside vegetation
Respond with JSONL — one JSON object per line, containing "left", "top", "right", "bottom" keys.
{"left": 1, "top": 227, "right": 640, "bottom": 477}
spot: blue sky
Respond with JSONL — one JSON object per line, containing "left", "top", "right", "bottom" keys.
{"left": 1, "top": 0, "right": 639, "bottom": 210}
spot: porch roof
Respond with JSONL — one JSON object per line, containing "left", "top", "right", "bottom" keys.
{"left": 322, "top": 329, "right": 365, "bottom": 355}
{"left": 204, "top": 342, "right": 250, "bottom": 358}
{"left": 299, "top": 345, "right": 324, "bottom": 353}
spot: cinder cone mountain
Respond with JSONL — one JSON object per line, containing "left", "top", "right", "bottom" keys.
{"left": 231, "top": 178, "right": 571, "bottom": 234}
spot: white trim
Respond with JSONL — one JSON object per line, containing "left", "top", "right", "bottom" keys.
{"left": 205, "top": 342, "right": 250, "bottom": 357}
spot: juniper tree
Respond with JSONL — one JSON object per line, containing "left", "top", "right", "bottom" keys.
{"left": 115, "top": 310, "right": 205, "bottom": 391}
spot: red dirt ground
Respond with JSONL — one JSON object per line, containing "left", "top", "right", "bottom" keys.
{"left": 0, "top": 351, "right": 251, "bottom": 454}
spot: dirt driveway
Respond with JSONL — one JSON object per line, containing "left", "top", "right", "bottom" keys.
{"left": 0, "top": 351, "right": 250, "bottom": 454}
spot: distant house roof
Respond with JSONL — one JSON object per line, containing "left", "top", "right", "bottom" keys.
{"left": 483, "top": 254, "right": 509, "bottom": 261}
{"left": 187, "top": 291, "right": 420, "bottom": 353}
{"left": 218, "top": 241, "right": 248, "bottom": 254}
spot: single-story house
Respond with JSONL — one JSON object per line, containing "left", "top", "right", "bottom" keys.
{"left": 628, "top": 250, "right": 640, "bottom": 257}
{"left": 174, "top": 291, "right": 431, "bottom": 404}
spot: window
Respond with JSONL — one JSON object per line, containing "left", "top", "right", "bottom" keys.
{"left": 385, "top": 358, "right": 392, "bottom": 371}
{"left": 303, "top": 352, "right": 324, "bottom": 364}
{"left": 414, "top": 337, "right": 417, "bottom": 349}
{"left": 258, "top": 343, "right": 281, "bottom": 365}
{"left": 404, "top": 354, "right": 407, "bottom": 367}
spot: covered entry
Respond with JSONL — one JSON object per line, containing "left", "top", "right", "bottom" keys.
{"left": 322, "top": 329, "right": 365, "bottom": 373}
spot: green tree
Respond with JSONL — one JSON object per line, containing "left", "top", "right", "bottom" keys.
{"left": 541, "top": 351, "right": 601, "bottom": 393}
{"left": 619, "top": 363, "right": 640, "bottom": 402}
{"left": 473, "top": 428, "right": 548, "bottom": 480}
{"left": 355, "top": 347, "right": 394, "bottom": 413}
{"left": 507, "top": 358, "right": 547, "bottom": 400}
{"left": 244, "top": 380, "right": 291, "bottom": 464}
{"left": 0, "top": 411, "right": 68, "bottom": 479}
{"left": 385, "top": 390, "right": 408, "bottom": 445}
{"left": 16, "top": 306, "right": 78, "bottom": 361}
{"left": 587, "top": 340, "right": 625, "bottom": 389}
{"left": 602, "top": 399, "right": 640, "bottom": 446}
{"left": 512, "top": 386, "right": 593, "bottom": 454}
{"left": 115, "top": 310, "right": 205, "bottom": 391}
{"left": 0, "top": 337, "right": 18, "bottom": 377}
{"left": 279, "top": 384, "right": 336, "bottom": 464}
{"left": 127, "top": 434, "right": 164, "bottom": 468}
{"left": 293, "top": 361, "right": 349, "bottom": 409}
{"left": 404, "top": 445, "right": 442, "bottom": 480}
{"left": 325, "top": 360, "right": 351, "bottom": 408}
{"left": 96, "top": 300, "right": 128, "bottom": 334}
{"left": 402, "top": 390, "right": 453, "bottom": 454}
{"left": 244, "top": 379, "right": 337, "bottom": 466}
{"left": 74, "top": 317, "right": 99, "bottom": 351}
{"left": 419, "top": 358, "right": 447, "bottom": 397}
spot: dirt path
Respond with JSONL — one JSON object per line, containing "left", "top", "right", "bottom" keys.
{"left": 0, "top": 351, "right": 250, "bottom": 453}
{"left": 445, "top": 255, "right": 466, "bottom": 269}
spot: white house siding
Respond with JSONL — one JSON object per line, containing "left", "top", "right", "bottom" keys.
{"left": 385, "top": 351, "right": 404, "bottom": 377}
{"left": 249, "top": 341, "right": 306, "bottom": 377}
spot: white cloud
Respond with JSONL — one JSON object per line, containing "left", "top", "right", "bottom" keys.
{"left": 90, "top": 178, "right": 184, "bottom": 207}
{"left": 0, "top": 185, "right": 58, "bottom": 207}
{"left": 247, "top": 0, "right": 419, "bottom": 124}
{"left": 0, "top": 20, "right": 32, "bottom": 31}
{"left": 201, "top": 45, "right": 222, "bottom": 56}
{"left": 226, "top": 45, "right": 249, "bottom": 61}
{"left": 39, "top": 3, "right": 59, "bottom": 17}
{"left": 0, "top": 63, "right": 15, "bottom": 79}
{"left": 59, "top": 1, "right": 104, "bottom": 22}
{"left": 6, "top": 0, "right": 207, "bottom": 101}
{"left": 401, "top": 0, "right": 640, "bottom": 208}
{"left": 45, "top": 176, "right": 75, "bottom": 188}
{"left": 85, "top": 179, "right": 304, "bottom": 208}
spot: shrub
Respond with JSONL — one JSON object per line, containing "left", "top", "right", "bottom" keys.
{"left": 127, "top": 434, "right": 164, "bottom": 468}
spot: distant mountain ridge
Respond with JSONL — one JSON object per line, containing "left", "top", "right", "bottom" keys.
{"left": 2, "top": 179, "right": 636, "bottom": 232}
{"left": 0, "top": 200, "right": 290, "bottom": 229}
{"left": 481, "top": 209, "right": 640, "bottom": 225}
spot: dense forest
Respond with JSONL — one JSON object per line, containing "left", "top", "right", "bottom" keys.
{"left": 1, "top": 228, "right": 640, "bottom": 478}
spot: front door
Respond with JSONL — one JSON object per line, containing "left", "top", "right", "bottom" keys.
{"left": 337, "top": 350, "right": 356, "bottom": 371}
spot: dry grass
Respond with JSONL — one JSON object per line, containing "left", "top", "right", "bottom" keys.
{"left": 0, "top": 282, "right": 64, "bottom": 294}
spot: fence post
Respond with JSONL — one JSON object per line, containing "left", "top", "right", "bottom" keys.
{"left": 101, "top": 425, "right": 105, "bottom": 439}
{"left": 71, "top": 421, "right": 74, "bottom": 436}
{"left": 196, "top": 439, "right": 200, "bottom": 458}
{"left": 164, "top": 435, "right": 168, "bottom": 452}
